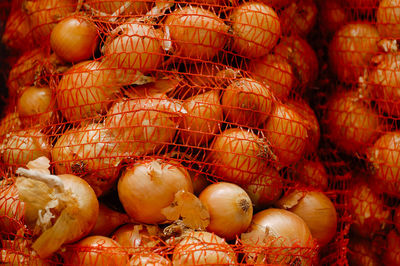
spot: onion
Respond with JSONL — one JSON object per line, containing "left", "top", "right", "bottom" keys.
{"left": 172, "top": 231, "right": 237, "bottom": 265}
{"left": 264, "top": 103, "right": 308, "bottom": 166}
{"left": 113, "top": 223, "right": 162, "bottom": 253}
{"left": 50, "top": 16, "right": 99, "bottom": 63}
{"left": 208, "top": 128, "right": 268, "bottom": 184}
{"left": 182, "top": 62, "right": 221, "bottom": 88}
{"left": 17, "top": 86, "right": 55, "bottom": 126}
{"left": 105, "top": 96, "right": 186, "bottom": 155}
{"left": 367, "top": 131, "right": 400, "bottom": 195}
{"left": 118, "top": 159, "right": 193, "bottom": 224}
{"left": 242, "top": 166, "right": 283, "bottom": 211}
{"left": 286, "top": 99, "right": 320, "bottom": 155}
{"left": 347, "top": 236, "right": 381, "bottom": 266}
{"left": 280, "top": 0, "right": 317, "bottom": 36}
{"left": 56, "top": 60, "right": 121, "bottom": 122}
{"left": 0, "top": 112, "right": 22, "bottom": 138}
{"left": 260, "top": 0, "right": 291, "bottom": 9}
{"left": 0, "top": 181, "right": 25, "bottom": 235}
{"left": 345, "top": 0, "right": 379, "bottom": 13}
{"left": 165, "top": 6, "right": 228, "bottom": 60}
{"left": 241, "top": 208, "right": 316, "bottom": 265}
{"left": 1, "top": 238, "right": 51, "bottom": 266}
{"left": 276, "top": 190, "right": 337, "bottom": 247}
{"left": 102, "top": 21, "right": 164, "bottom": 85}
{"left": 180, "top": 90, "right": 223, "bottom": 147}
{"left": 62, "top": 235, "right": 128, "bottom": 265}
{"left": 85, "top": 0, "right": 151, "bottom": 16}
{"left": 1, "top": 129, "right": 51, "bottom": 169}
{"left": 377, "top": 0, "right": 400, "bottom": 39}
{"left": 384, "top": 230, "right": 400, "bottom": 265}
{"left": 247, "top": 54, "right": 294, "bottom": 100}
{"left": 295, "top": 159, "right": 329, "bottom": 191}
{"left": 2, "top": 9, "right": 34, "bottom": 51}
{"left": 328, "top": 23, "right": 379, "bottom": 84}
{"left": 130, "top": 253, "right": 171, "bottom": 266}
{"left": 52, "top": 123, "right": 124, "bottom": 197}
{"left": 222, "top": 78, "right": 274, "bottom": 127}
{"left": 90, "top": 203, "right": 131, "bottom": 236}
{"left": 368, "top": 53, "right": 400, "bottom": 117}
{"left": 198, "top": 182, "right": 253, "bottom": 240}
{"left": 325, "top": 90, "right": 381, "bottom": 155}
{"left": 191, "top": 172, "right": 210, "bottom": 196}
{"left": 318, "top": 0, "right": 349, "bottom": 36}
{"left": 24, "top": 0, "right": 77, "bottom": 43}
{"left": 230, "top": 2, "right": 281, "bottom": 58}
{"left": 348, "top": 181, "right": 390, "bottom": 238}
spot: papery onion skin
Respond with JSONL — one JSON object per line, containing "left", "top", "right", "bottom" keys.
{"left": 130, "top": 253, "right": 171, "bottom": 266}
{"left": 180, "top": 90, "right": 223, "bottom": 147}
{"left": 50, "top": 16, "right": 99, "bottom": 63}
{"left": 199, "top": 182, "right": 253, "bottom": 240}
{"left": 247, "top": 54, "right": 294, "bottom": 100}
{"left": 276, "top": 191, "right": 337, "bottom": 247}
{"left": 172, "top": 231, "right": 237, "bottom": 265}
{"left": 280, "top": 0, "right": 317, "bottom": 37}
{"left": 222, "top": 78, "right": 274, "bottom": 127}
{"left": 63, "top": 236, "right": 128, "bottom": 266}
{"left": 367, "top": 131, "right": 400, "bottom": 195}
{"left": 264, "top": 103, "right": 308, "bottom": 166}
{"left": 384, "top": 230, "right": 400, "bottom": 265}
{"left": 347, "top": 236, "right": 381, "bottom": 266}
{"left": 2, "top": 10, "right": 34, "bottom": 51}
{"left": 0, "top": 183, "right": 25, "bottom": 235}
{"left": 208, "top": 128, "right": 266, "bottom": 184}
{"left": 295, "top": 159, "right": 329, "bottom": 191}
{"left": 325, "top": 90, "right": 381, "bottom": 155}
{"left": 165, "top": 6, "right": 229, "bottom": 60}
{"left": 377, "top": 0, "right": 400, "bottom": 38}
{"left": 230, "top": 2, "right": 281, "bottom": 58}
{"left": 56, "top": 60, "right": 121, "bottom": 122}
{"left": 85, "top": 0, "right": 151, "bottom": 16}
{"left": 118, "top": 159, "right": 193, "bottom": 224}
{"left": 328, "top": 23, "right": 379, "bottom": 84}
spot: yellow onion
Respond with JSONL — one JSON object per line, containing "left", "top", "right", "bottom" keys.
{"left": 230, "top": 2, "right": 281, "bottom": 58}
{"left": 85, "top": 0, "right": 151, "bottom": 16}
{"left": 180, "top": 90, "right": 223, "bottom": 147}
{"left": 199, "top": 182, "right": 253, "bottom": 240}
{"left": 280, "top": 0, "right": 317, "bottom": 36}
{"left": 90, "top": 203, "right": 131, "bottom": 236}
{"left": 118, "top": 159, "right": 193, "bottom": 224}
{"left": 2, "top": 9, "right": 34, "bottom": 51}
{"left": 172, "top": 231, "right": 237, "bottom": 265}
{"left": 222, "top": 78, "right": 274, "bottom": 127}
{"left": 276, "top": 190, "right": 337, "bottom": 247}
{"left": 295, "top": 159, "right": 329, "bottom": 191}
{"left": 384, "top": 230, "right": 400, "bottom": 265}
{"left": 347, "top": 236, "right": 381, "bottom": 266}
{"left": 56, "top": 60, "right": 121, "bottom": 122}
{"left": 1, "top": 238, "right": 51, "bottom": 266}
{"left": 130, "top": 253, "right": 171, "bottom": 266}
{"left": 377, "top": 0, "right": 400, "bottom": 38}
{"left": 52, "top": 122, "right": 124, "bottom": 196}
{"left": 165, "top": 6, "right": 229, "bottom": 60}
{"left": 318, "top": 0, "right": 349, "bottom": 36}
{"left": 0, "top": 181, "right": 25, "bottom": 235}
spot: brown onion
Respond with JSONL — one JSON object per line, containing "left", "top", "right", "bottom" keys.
{"left": 0, "top": 182, "right": 25, "bottom": 235}
{"left": 2, "top": 9, "right": 34, "bottom": 51}
{"left": 230, "top": 2, "right": 281, "bottom": 58}
{"left": 0, "top": 113, "right": 22, "bottom": 138}
{"left": 90, "top": 203, "right": 131, "bottom": 236}
{"left": 130, "top": 253, "right": 171, "bottom": 266}
{"left": 276, "top": 190, "right": 337, "bottom": 247}
{"left": 85, "top": 0, "right": 151, "bottom": 16}
{"left": 280, "top": 0, "right": 317, "bottom": 36}
{"left": 384, "top": 230, "right": 400, "bottom": 265}
{"left": 295, "top": 159, "right": 329, "bottom": 190}
{"left": 318, "top": 0, "right": 349, "bottom": 36}
{"left": 348, "top": 236, "right": 381, "bottom": 266}
{"left": 377, "top": 0, "right": 400, "bottom": 38}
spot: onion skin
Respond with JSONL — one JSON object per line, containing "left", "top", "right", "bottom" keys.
{"left": 280, "top": 0, "right": 317, "bottom": 37}
{"left": 276, "top": 191, "right": 337, "bottom": 247}
{"left": 208, "top": 128, "right": 267, "bottom": 184}
{"left": 118, "top": 159, "right": 193, "bottom": 224}
{"left": 367, "top": 131, "right": 400, "bottom": 195}
{"left": 377, "top": 0, "right": 400, "bottom": 38}
{"left": 0, "top": 183, "right": 25, "bottom": 235}
{"left": 347, "top": 236, "right": 381, "bottom": 266}
{"left": 2, "top": 10, "right": 34, "bottom": 51}
{"left": 85, "top": 0, "right": 151, "bottom": 16}
{"left": 50, "top": 16, "right": 99, "bottom": 63}
{"left": 165, "top": 6, "right": 228, "bottom": 60}
{"left": 90, "top": 204, "right": 130, "bottom": 236}
{"left": 199, "top": 182, "right": 253, "bottom": 240}
{"left": 295, "top": 159, "right": 329, "bottom": 191}
{"left": 180, "top": 90, "right": 223, "bottom": 147}
{"left": 247, "top": 54, "right": 294, "bottom": 100}
{"left": 328, "top": 23, "right": 379, "bottom": 84}
{"left": 325, "top": 90, "right": 381, "bottom": 155}
{"left": 230, "top": 2, "right": 281, "bottom": 58}
{"left": 172, "top": 231, "right": 237, "bottom": 265}
{"left": 384, "top": 230, "right": 400, "bottom": 265}
{"left": 222, "top": 78, "right": 274, "bottom": 127}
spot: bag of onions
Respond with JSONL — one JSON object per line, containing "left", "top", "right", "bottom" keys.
{"left": 0, "top": 0, "right": 354, "bottom": 265}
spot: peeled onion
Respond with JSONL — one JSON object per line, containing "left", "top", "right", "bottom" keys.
{"left": 384, "top": 230, "right": 400, "bottom": 265}
{"left": 348, "top": 236, "right": 381, "bottom": 266}
{"left": 230, "top": 2, "right": 281, "bottom": 58}
{"left": 280, "top": 0, "right": 317, "bottom": 36}
{"left": 85, "top": 0, "right": 151, "bottom": 16}
{"left": 295, "top": 159, "right": 329, "bottom": 190}
{"left": 222, "top": 78, "right": 274, "bottom": 127}
{"left": 2, "top": 9, "right": 33, "bottom": 51}
{"left": 165, "top": 6, "right": 228, "bottom": 60}
{"left": 118, "top": 159, "right": 193, "bottom": 224}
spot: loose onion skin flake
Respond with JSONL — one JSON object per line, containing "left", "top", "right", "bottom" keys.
{"left": 62, "top": 236, "right": 128, "bottom": 266}
{"left": 2, "top": 9, "right": 34, "bottom": 51}
{"left": 367, "top": 131, "right": 400, "bottom": 195}
{"left": 325, "top": 90, "right": 381, "bottom": 155}
{"left": 199, "top": 182, "right": 253, "bottom": 240}
{"left": 50, "top": 16, "right": 99, "bottom": 63}
{"left": 247, "top": 54, "right": 294, "bottom": 100}
{"left": 264, "top": 103, "right": 308, "bottom": 166}
{"left": 85, "top": 0, "right": 151, "bottom": 16}
{"left": 172, "top": 231, "right": 237, "bottom": 265}
{"left": 56, "top": 60, "right": 121, "bottom": 122}
{"left": 118, "top": 159, "right": 193, "bottom": 224}
{"left": 208, "top": 128, "right": 268, "bottom": 184}
{"left": 377, "top": 0, "right": 400, "bottom": 38}
{"left": 180, "top": 90, "right": 223, "bottom": 147}
{"left": 280, "top": 0, "right": 317, "bottom": 37}
{"left": 328, "top": 23, "right": 379, "bottom": 84}
{"left": 165, "top": 6, "right": 229, "bottom": 60}
{"left": 347, "top": 236, "right": 381, "bottom": 266}
{"left": 276, "top": 190, "right": 337, "bottom": 247}
{"left": 222, "top": 78, "right": 274, "bottom": 127}
{"left": 242, "top": 208, "right": 316, "bottom": 265}
{"left": 230, "top": 2, "right": 281, "bottom": 58}
{"left": 384, "top": 230, "right": 400, "bottom": 265}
